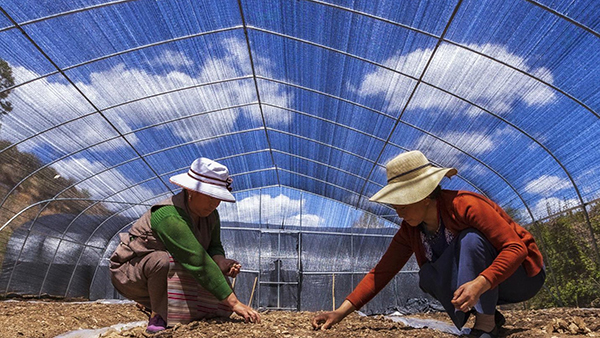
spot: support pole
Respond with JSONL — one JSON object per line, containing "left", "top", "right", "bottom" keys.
{"left": 248, "top": 276, "right": 258, "bottom": 307}
{"left": 332, "top": 273, "right": 336, "bottom": 311}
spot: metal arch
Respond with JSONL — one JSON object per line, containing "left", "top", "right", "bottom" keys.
{"left": 271, "top": 149, "right": 374, "bottom": 182}
{"left": 252, "top": 54, "right": 593, "bottom": 227}
{"left": 0, "top": 126, "right": 265, "bottom": 212}
{"left": 256, "top": 103, "right": 486, "bottom": 197}
{"left": 297, "top": 1, "right": 600, "bottom": 119}
{"left": 0, "top": 26, "right": 245, "bottom": 96}
{"left": 236, "top": 0, "right": 280, "bottom": 187}
{"left": 0, "top": 72, "right": 568, "bottom": 234}
{"left": 4, "top": 0, "right": 594, "bottom": 174}
{"left": 2, "top": 2, "right": 596, "bottom": 121}
{"left": 254, "top": 82, "right": 522, "bottom": 214}
{"left": 322, "top": 0, "right": 546, "bottom": 230}
{"left": 2, "top": 75, "right": 528, "bottom": 226}
{"left": 37, "top": 178, "right": 169, "bottom": 297}
{"left": 526, "top": 0, "right": 600, "bottom": 39}
{"left": 1, "top": 80, "right": 256, "bottom": 155}
{"left": 0, "top": 0, "right": 138, "bottom": 34}
{"left": 261, "top": 103, "right": 392, "bottom": 141}
{"left": 0, "top": 7, "right": 174, "bottom": 196}
{"left": 257, "top": 77, "right": 396, "bottom": 119}
{"left": 244, "top": 32, "right": 596, "bottom": 220}
{"left": 87, "top": 218, "right": 136, "bottom": 298}
{"left": 85, "top": 184, "right": 402, "bottom": 297}
{"left": 67, "top": 193, "right": 172, "bottom": 298}
{"left": 267, "top": 128, "right": 377, "bottom": 164}
{"left": 30, "top": 149, "right": 274, "bottom": 233}
{"left": 0, "top": 0, "right": 596, "bottom": 256}
{"left": 0, "top": 197, "right": 150, "bottom": 294}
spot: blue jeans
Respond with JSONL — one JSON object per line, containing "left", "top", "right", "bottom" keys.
{"left": 418, "top": 229, "right": 545, "bottom": 329}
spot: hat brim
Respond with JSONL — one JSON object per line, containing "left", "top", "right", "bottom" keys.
{"left": 169, "top": 173, "right": 236, "bottom": 203}
{"left": 369, "top": 167, "right": 456, "bottom": 205}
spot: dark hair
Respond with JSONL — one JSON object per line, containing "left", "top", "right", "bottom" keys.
{"left": 428, "top": 185, "right": 442, "bottom": 200}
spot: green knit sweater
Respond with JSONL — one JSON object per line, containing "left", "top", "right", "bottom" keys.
{"left": 150, "top": 205, "right": 232, "bottom": 301}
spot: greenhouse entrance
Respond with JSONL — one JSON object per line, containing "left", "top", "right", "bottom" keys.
{"left": 257, "top": 229, "right": 300, "bottom": 311}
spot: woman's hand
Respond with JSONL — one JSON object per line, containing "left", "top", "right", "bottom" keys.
{"left": 311, "top": 300, "right": 356, "bottom": 330}
{"left": 223, "top": 293, "right": 261, "bottom": 323}
{"left": 312, "top": 311, "right": 344, "bottom": 330}
{"left": 451, "top": 275, "right": 491, "bottom": 312}
{"left": 213, "top": 255, "right": 242, "bottom": 277}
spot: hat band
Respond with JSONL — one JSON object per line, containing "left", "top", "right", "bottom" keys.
{"left": 188, "top": 168, "right": 233, "bottom": 192}
{"left": 387, "top": 163, "right": 432, "bottom": 183}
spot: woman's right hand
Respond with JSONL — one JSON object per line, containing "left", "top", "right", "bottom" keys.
{"left": 311, "top": 311, "right": 345, "bottom": 330}
{"left": 223, "top": 293, "right": 261, "bottom": 323}
{"left": 311, "top": 300, "right": 356, "bottom": 330}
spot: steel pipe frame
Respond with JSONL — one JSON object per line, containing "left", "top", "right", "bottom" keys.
{"left": 0, "top": 24, "right": 582, "bottom": 227}
{"left": 0, "top": 0, "right": 597, "bottom": 287}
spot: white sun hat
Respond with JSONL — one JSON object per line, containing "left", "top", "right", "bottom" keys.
{"left": 169, "top": 157, "right": 236, "bottom": 203}
{"left": 369, "top": 150, "right": 457, "bottom": 206}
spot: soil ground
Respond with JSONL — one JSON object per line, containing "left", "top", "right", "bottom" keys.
{"left": 1, "top": 300, "right": 599, "bottom": 338}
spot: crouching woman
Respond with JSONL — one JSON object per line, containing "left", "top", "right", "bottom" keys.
{"left": 312, "top": 151, "right": 545, "bottom": 338}
{"left": 109, "top": 157, "right": 260, "bottom": 333}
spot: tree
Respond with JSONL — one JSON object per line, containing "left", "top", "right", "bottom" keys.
{"left": 0, "top": 58, "right": 15, "bottom": 116}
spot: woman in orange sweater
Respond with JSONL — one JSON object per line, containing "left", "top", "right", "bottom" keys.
{"left": 312, "top": 151, "right": 545, "bottom": 338}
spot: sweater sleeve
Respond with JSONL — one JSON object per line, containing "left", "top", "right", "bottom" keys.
{"left": 454, "top": 193, "right": 529, "bottom": 289}
{"left": 345, "top": 228, "right": 414, "bottom": 309}
{"left": 150, "top": 206, "right": 232, "bottom": 301}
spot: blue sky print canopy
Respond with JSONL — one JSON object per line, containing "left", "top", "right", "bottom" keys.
{"left": 0, "top": 0, "right": 599, "bottom": 297}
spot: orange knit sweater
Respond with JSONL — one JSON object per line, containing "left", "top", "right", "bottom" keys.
{"left": 346, "top": 190, "right": 544, "bottom": 310}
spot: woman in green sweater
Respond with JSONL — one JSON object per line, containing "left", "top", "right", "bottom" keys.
{"left": 109, "top": 158, "right": 260, "bottom": 333}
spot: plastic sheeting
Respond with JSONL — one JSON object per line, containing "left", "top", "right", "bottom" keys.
{"left": 2, "top": 213, "right": 437, "bottom": 314}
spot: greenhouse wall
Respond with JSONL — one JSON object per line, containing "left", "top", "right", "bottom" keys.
{"left": 1, "top": 217, "right": 440, "bottom": 315}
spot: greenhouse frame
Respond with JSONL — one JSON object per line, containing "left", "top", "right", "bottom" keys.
{"left": 0, "top": 0, "right": 599, "bottom": 314}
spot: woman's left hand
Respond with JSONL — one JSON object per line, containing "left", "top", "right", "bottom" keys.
{"left": 451, "top": 275, "right": 491, "bottom": 312}
{"left": 214, "top": 256, "right": 242, "bottom": 277}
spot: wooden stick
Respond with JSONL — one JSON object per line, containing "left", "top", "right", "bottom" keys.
{"left": 332, "top": 273, "right": 336, "bottom": 311}
{"left": 248, "top": 276, "right": 258, "bottom": 307}
{"left": 231, "top": 277, "right": 237, "bottom": 290}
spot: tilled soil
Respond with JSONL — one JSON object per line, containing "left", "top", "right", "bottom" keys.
{"left": 1, "top": 300, "right": 599, "bottom": 338}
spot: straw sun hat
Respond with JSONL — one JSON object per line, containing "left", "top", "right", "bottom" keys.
{"left": 369, "top": 151, "right": 457, "bottom": 206}
{"left": 170, "top": 157, "right": 236, "bottom": 203}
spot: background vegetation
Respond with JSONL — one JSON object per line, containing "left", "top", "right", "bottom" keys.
{"left": 528, "top": 202, "right": 600, "bottom": 308}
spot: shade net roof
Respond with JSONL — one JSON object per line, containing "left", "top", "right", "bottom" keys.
{"left": 0, "top": 0, "right": 599, "bottom": 309}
